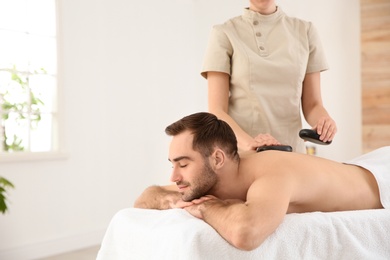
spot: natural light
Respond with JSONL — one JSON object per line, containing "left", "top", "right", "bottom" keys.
{"left": 0, "top": 0, "right": 57, "bottom": 153}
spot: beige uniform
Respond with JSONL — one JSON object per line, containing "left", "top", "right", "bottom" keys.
{"left": 201, "top": 8, "right": 328, "bottom": 153}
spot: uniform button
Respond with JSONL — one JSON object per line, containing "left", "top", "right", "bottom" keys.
{"left": 256, "top": 32, "right": 262, "bottom": 37}
{"left": 253, "top": 21, "right": 259, "bottom": 25}
{"left": 259, "top": 46, "right": 265, "bottom": 50}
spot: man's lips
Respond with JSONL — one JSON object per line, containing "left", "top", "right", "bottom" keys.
{"left": 177, "top": 185, "right": 188, "bottom": 190}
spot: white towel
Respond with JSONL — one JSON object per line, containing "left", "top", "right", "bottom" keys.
{"left": 97, "top": 208, "right": 390, "bottom": 260}
{"left": 344, "top": 146, "right": 390, "bottom": 208}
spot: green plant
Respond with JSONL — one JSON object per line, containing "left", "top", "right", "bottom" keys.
{"left": 0, "top": 67, "right": 46, "bottom": 213}
{"left": 0, "top": 176, "right": 14, "bottom": 214}
{"left": 0, "top": 65, "right": 45, "bottom": 152}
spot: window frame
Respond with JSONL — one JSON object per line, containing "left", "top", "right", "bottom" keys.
{"left": 0, "top": 0, "right": 67, "bottom": 162}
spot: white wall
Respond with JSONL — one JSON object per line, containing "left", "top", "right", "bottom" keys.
{"left": 279, "top": 1, "right": 362, "bottom": 160}
{"left": 0, "top": 0, "right": 360, "bottom": 259}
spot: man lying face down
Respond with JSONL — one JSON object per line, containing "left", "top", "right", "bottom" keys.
{"left": 134, "top": 112, "right": 390, "bottom": 251}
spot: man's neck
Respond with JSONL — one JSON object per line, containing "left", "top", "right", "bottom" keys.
{"left": 209, "top": 160, "right": 248, "bottom": 201}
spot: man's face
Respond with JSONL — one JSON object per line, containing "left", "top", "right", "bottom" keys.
{"left": 168, "top": 131, "right": 217, "bottom": 202}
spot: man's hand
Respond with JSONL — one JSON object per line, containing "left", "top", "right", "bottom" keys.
{"left": 171, "top": 198, "right": 194, "bottom": 209}
{"left": 183, "top": 196, "right": 214, "bottom": 219}
{"left": 184, "top": 196, "right": 244, "bottom": 219}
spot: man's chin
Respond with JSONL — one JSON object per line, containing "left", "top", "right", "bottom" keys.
{"left": 181, "top": 195, "right": 192, "bottom": 202}
{"left": 182, "top": 193, "right": 201, "bottom": 202}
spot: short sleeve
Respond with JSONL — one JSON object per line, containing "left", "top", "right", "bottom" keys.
{"left": 306, "top": 23, "right": 329, "bottom": 73}
{"left": 200, "top": 25, "right": 233, "bottom": 79}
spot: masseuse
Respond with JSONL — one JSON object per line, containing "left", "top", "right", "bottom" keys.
{"left": 201, "top": 0, "right": 337, "bottom": 153}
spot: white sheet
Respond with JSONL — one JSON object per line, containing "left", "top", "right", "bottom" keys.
{"left": 97, "top": 208, "right": 390, "bottom": 260}
{"left": 344, "top": 146, "right": 390, "bottom": 208}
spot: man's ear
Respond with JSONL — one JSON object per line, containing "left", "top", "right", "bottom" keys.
{"left": 211, "top": 148, "right": 226, "bottom": 170}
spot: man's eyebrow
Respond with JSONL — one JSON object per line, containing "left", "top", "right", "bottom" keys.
{"left": 168, "top": 156, "right": 192, "bottom": 163}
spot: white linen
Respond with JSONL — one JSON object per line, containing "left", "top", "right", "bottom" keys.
{"left": 97, "top": 208, "right": 390, "bottom": 260}
{"left": 344, "top": 146, "right": 390, "bottom": 208}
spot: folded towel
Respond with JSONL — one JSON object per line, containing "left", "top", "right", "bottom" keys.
{"left": 97, "top": 208, "right": 390, "bottom": 260}
{"left": 344, "top": 146, "right": 390, "bottom": 208}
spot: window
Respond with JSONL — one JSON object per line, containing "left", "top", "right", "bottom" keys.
{"left": 0, "top": 0, "right": 58, "bottom": 154}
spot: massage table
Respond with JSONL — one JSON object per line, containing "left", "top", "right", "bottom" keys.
{"left": 97, "top": 207, "right": 390, "bottom": 259}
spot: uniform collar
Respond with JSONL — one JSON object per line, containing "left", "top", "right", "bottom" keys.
{"left": 243, "top": 6, "right": 284, "bottom": 23}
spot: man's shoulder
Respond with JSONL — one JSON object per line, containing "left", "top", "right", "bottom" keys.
{"left": 240, "top": 151, "right": 291, "bottom": 176}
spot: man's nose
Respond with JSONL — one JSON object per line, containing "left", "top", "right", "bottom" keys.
{"left": 170, "top": 167, "right": 181, "bottom": 183}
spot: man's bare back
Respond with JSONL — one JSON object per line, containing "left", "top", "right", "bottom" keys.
{"left": 234, "top": 151, "right": 383, "bottom": 213}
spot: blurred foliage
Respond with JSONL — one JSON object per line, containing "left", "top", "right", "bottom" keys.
{"left": 0, "top": 176, "right": 14, "bottom": 214}
{"left": 0, "top": 65, "right": 45, "bottom": 151}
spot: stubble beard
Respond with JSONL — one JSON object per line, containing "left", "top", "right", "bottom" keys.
{"left": 181, "top": 160, "right": 217, "bottom": 202}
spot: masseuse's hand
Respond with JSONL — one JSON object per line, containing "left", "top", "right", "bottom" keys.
{"left": 253, "top": 133, "right": 281, "bottom": 147}
{"left": 313, "top": 116, "right": 337, "bottom": 143}
{"left": 241, "top": 133, "right": 280, "bottom": 152}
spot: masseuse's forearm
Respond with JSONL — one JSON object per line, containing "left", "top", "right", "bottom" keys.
{"left": 133, "top": 185, "right": 181, "bottom": 210}
{"left": 212, "top": 110, "right": 254, "bottom": 150}
{"left": 207, "top": 72, "right": 255, "bottom": 151}
{"left": 303, "top": 103, "right": 330, "bottom": 127}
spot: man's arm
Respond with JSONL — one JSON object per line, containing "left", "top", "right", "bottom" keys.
{"left": 133, "top": 185, "right": 193, "bottom": 209}
{"left": 184, "top": 178, "right": 292, "bottom": 251}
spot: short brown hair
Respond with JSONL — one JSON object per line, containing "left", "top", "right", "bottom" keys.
{"left": 165, "top": 112, "right": 239, "bottom": 161}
